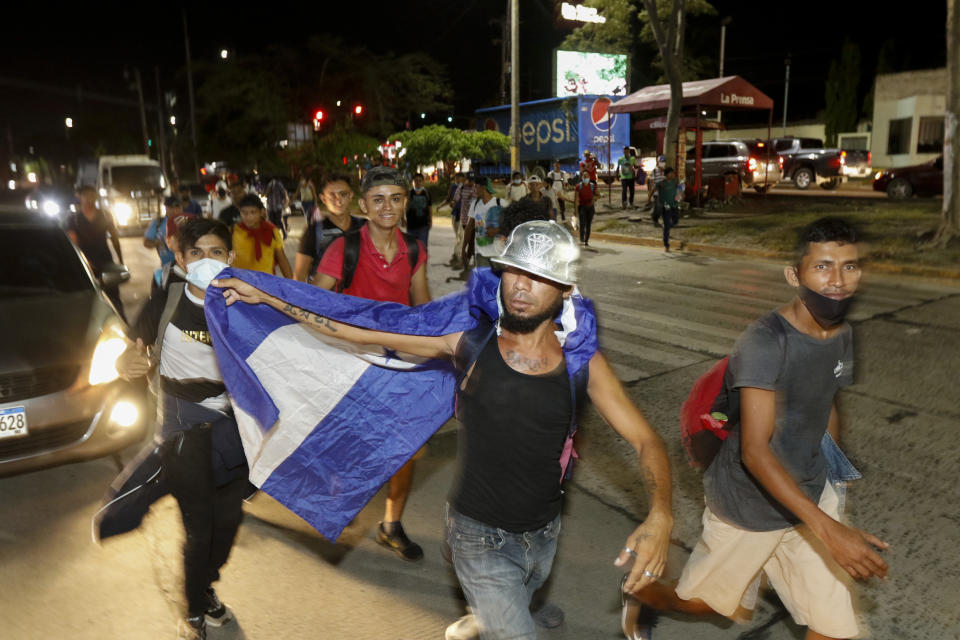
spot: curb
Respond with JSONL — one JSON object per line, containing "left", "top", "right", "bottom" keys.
{"left": 589, "top": 231, "right": 960, "bottom": 281}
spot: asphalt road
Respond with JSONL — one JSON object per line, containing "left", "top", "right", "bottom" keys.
{"left": 1, "top": 216, "right": 957, "bottom": 639}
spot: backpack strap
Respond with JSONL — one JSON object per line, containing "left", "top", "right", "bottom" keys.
{"left": 338, "top": 230, "right": 363, "bottom": 292}
{"left": 339, "top": 230, "right": 420, "bottom": 293}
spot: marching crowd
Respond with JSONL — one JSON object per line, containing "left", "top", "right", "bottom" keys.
{"left": 63, "top": 158, "right": 889, "bottom": 640}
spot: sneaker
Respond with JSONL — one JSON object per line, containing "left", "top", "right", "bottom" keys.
{"left": 620, "top": 574, "right": 654, "bottom": 640}
{"left": 445, "top": 613, "right": 480, "bottom": 640}
{"left": 376, "top": 521, "right": 424, "bottom": 562}
{"left": 177, "top": 615, "right": 206, "bottom": 640}
{"left": 531, "top": 601, "right": 564, "bottom": 628}
{"left": 204, "top": 587, "right": 233, "bottom": 627}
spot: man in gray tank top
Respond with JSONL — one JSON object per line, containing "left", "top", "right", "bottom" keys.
{"left": 626, "top": 218, "right": 890, "bottom": 640}
{"left": 214, "top": 219, "right": 674, "bottom": 640}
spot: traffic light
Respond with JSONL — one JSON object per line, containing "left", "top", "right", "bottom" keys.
{"left": 315, "top": 109, "right": 325, "bottom": 121}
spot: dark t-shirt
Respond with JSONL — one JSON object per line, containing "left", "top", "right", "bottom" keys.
{"left": 218, "top": 205, "right": 242, "bottom": 227}
{"left": 297, "top": 215, "right": 366, "bottom": 264}
{"left": 66, "top": 210, "right": 114, "bottom": 274}
{"left": 452, "top": 336, "right": 571, "bottom": 532}
{"left": 406, "top": 188, "right": 432, "bottom": 230}
{"left": 704, "top": 312, "right": 854, "bottom": 531}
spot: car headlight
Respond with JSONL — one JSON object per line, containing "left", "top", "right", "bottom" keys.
{"left": 113, "top": 202, "right": 133, "bottom": 225}
{"left": 874, "top": 171, "right": 883, "bottom": 181}
{"left": 89, "top": 326, "right": 128, "bottom": 386}
{"left": 109, "top": 401, "right": 139, "bottom": 428}
{"left": 42, "top": 200, "right": 60, "bottom": 217}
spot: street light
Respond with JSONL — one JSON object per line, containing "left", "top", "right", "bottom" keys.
{"left": 169, "top": 115, "right": 177, "bottom": 126}
{"left": 65, "top": 117, "right": 73, "bottom": 128}
{"left": 447, "top": 116, "right": 453, "bottom": 123}
{"left": 220, "top": 49, "right": 229, "bottom": 60}
{"left": 420, "top": 113, "right": 426, "bottom": 119}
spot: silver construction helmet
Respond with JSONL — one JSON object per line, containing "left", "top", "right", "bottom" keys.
{"left": 490, "top": 220, "right": 579, "bottom": 285}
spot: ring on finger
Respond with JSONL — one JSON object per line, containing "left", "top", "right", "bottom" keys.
{"left": 642, "top": 569, "right": 660, "bottom": 579}
{"left": 623, "top": 546, "right": 638, "bottom": 558}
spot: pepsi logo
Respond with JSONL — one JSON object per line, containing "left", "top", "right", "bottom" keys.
{"left": 590, "top": 97, "right": 617, "bottom": 132}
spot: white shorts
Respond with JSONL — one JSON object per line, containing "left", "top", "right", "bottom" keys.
{"left": 676, "top": 482, "right": 859, "bottom": 638}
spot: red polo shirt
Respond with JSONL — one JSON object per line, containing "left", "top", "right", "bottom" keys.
{"left": 317, "top": 225, "right": 427, "bottom": 305}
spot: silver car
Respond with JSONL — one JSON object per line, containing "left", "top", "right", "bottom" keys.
{"left": 0, "top": 208, "right": 150, "bottom": 476}
{"left": 686, "top": 140, "right": 783, "bottom": 193}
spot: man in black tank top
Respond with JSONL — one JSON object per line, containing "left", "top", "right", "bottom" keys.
{"left": 214, "top": 219, "right": 674, "bottom": 640}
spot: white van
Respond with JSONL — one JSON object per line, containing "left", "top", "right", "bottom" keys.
{"left": 76, "top": 156, "right": 167, "bottom": 229}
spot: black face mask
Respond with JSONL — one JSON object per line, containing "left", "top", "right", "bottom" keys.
{"left": 798, "top": 285, "right": 854, "bottom": 328}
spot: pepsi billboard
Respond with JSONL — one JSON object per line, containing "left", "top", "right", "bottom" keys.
{"left": 476, "top": 95, "right": 629, "bottom": 166}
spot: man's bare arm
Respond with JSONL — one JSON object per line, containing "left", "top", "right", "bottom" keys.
{"left": 739, "top": 387, "right": 889, "bottom": 580}
{"left": 292, "top": 253, "right": 313, "bottom": 282}
{"left": 587, "top": 352, "right": 673, "bottom": 595}
{"left": 211, "top": 276, "right": 459, "bottom": 360}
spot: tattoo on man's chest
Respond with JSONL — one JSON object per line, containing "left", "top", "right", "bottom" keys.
{"left": 504, "top": 350, "right": 549, "bottom": 373}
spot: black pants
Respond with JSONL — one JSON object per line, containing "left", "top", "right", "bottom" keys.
{"left": 161, "top": 425, "right": 248, "bottom": 617}
{"left": 268, "top": 209, "right": 285, "bottom": 238}
{"left": 621, "top": 180, "right": 635, "bottom": 207}
{"left": 579, "top": 205, "right": 595, "bottom": 244}
{"left": 556, "top": 197, "right": 566, "bottom": 220}
{"left": 662, "top": 206, "right": 679, "bottom": 249}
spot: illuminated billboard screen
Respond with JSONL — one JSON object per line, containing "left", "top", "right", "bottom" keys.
{"left": 555, "top": 50, "right": 627, "bottom": 97}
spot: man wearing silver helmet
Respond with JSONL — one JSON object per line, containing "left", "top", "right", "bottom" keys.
{"left": 213, "top": 220, "right": 673, "bottom": 640}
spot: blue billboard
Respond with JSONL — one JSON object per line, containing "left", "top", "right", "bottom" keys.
{"left": 476, "top": 95, "right": 630, "bottom": 169}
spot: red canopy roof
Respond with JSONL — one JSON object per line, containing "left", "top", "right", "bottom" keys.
{"left": 609, "top": 75, "right": 773, "bottom": 114}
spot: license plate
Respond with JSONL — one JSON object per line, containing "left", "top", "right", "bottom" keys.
{"left": 0, "top": 406, "right": 28, "bottom": 440}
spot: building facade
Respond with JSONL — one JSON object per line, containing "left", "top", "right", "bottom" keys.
{"left": 871, "top": 68, "right": 946, "bottom": 168}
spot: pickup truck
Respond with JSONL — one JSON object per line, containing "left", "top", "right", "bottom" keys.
{"left": 772, "top": 137, "right": 844, "bottom": 190}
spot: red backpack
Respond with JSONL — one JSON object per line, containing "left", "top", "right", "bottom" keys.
{"left": 681, "top": 317, "right": 786, "bottom": 470}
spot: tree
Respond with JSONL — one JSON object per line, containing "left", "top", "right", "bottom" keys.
{"left": 388, "top": 125, "right": 509, "bottom": 175}
{"left": 641, "top": 0, "right": 687, "bottom": 170}
{"left": 935, "top": 0, "right": 960, "bottom": 246}
{"left": 823, "top": 40, "right": 862, "bottom": 147}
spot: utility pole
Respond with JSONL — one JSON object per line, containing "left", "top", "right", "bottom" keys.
{"left": 510, "top": 0, "right": 519, "bottom": 172}
{"left": 717, "top": 16, "right": 731, "bottom": 133}
{"left": 133, "top": 68, "right": 150, "bottom": 157}
{"left": 782, "top": 55, "right": 791, "bottom": 136}
{"left": 182, "top": 9, "right": 200, "bottom": 182}
{"left": 154, "top": 67, "right": 168, "bottom": 179}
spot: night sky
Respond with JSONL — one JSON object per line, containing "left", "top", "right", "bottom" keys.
{"left": 0, "top": 1, "right": 947, "bottom": 149}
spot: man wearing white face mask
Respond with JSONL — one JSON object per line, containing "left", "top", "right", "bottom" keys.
{"left": 116, "top": 217, "right": 248, "bottom": 640}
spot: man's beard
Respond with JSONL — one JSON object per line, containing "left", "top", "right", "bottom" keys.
{"left": 499, "top": 288, "right": 564, "bottom": 334}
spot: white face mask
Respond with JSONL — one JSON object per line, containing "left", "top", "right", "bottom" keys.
{"left": 513, "top": 179, "right": 521, "bottom": 184}
{"left": 185, "top": 257, "right": 228, "bottom": 291}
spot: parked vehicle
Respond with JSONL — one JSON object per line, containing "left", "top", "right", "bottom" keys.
{"left": 872, "top": 156, "right": 943, "bottom": 199}
{"left": 772, "top": 137, "right": 844, "bottom": 190}
{"left": 76, "top": 155, "right": 167, "bottom": 229}
{"left": 686, "top": 140, "right": 783, "bottom": 193}
{"left": 0, "top": 207, "right": 150, "bottom": 476}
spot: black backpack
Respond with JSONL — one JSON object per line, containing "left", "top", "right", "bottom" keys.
{"left": 337, "top": 229, "right": 420, "bottom": 292}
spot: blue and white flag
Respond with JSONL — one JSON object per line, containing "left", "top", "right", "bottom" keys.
{"left": 204, "top": 268, "right": 597, "bottom": 541}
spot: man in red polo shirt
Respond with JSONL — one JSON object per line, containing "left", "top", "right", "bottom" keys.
{"left": 315, "top": 166, "right": 431, "bottom": 561}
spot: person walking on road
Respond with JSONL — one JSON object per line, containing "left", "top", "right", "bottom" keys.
{"left": 623, "top": 218, "right": 888, "bottom": 640}
{"left": 439, "top": 173, "right": 467, "bottom": 266}
{"left": 66, "top": 185, "right": 127, "bottom": 320}
{"left": 573, "top": 171, "right": 597, "bottom": 247}
{"left": 293, "top": 173, "right": 365, "bottom": 283}
{"left": 406, "top": 173, "right": 433, "bottom": 247}
{"left": 618, "top": 146, "right": 637, "bottom": 209}
{"left": 212, "top": 220, "right": 673, "bottom": 640}
{"left": 546, "top": 161, "right": 568, "bottom": 221}
{"left": 580, "top": 151, "right": 599, "bottom": 188}
{"left": 507, "top": 171, "right": 529, "bottom": 202}
{"left": 313, "top": 166, "right": 431, "bottom": 562}
{"left": 231, "top": 194, "right": 293, "bottom": 277}
{"left": 116, "top": 218, "right": 249, "bottom": 640}
{"left": 657, "top": 168, "right": 680, "bottom": 253}
{"left": 297, "top": 175, "right": 318, "bottom": 222}
{"left": 265, "top": 177, "right": 289, "bottom": 239}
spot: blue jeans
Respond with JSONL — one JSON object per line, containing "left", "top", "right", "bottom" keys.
{"left": 445, "top": 504, "right": 561, "bottom": 640}
{"left": 408, "top": 225, "right": 430, "bottom": 247}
